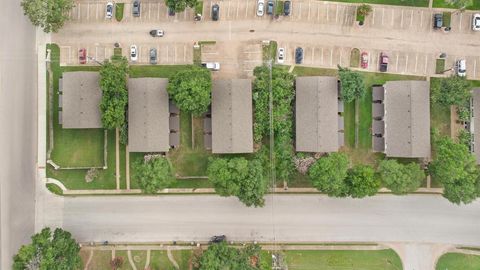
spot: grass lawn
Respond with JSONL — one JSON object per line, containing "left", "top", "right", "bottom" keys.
{"left": 50, "top": 129, "right": 105, "bottom": 167}
{"left": 263, "top": 41, "right": 278, "bottom": 61}
{"left": 435, "top": 59, "right": 446, "bottom": 74}
{"left": 431, "top": 103, "right": 451, "bottom": 137}
{"left": 288, "top": 172, "right": 315, "bottom": 188}
{"left": 193, "top": 46, "right": 201, "bottom": 65}
{"left": 350, "top": 48, "right": 360, "bottom": 68}
{"left": 131, "top": 250, "right": 148, "bottom": 270}
{"left": 195, "top": 0, "right": 203, "bottom": 14}
{"left": 82, "top": 250, "right": 112, "bottom": 270}
{"left": 436, "top": 253, "right": 480, "bottom": 270}
{"left": 442, "top": 12, "right": 452, "bottom": 28}
{"left": 285, "top": 249, "right": 403, "bottom": 270}
{"left": 344, "top": 101, "right": 356, "bottom": 147}
{"left": 46, "top": 183, "right": 63, "bottom": 195}
{"left": 115, "top": 250, "right": 133, "bottom": 270}
{"left": 433, "top": 0, "right": 480, "bottom": 10}
{"left": 150, "top": 250, "right": 175, "bottom": 270}
{"left": 276, "top": 0, "right": 285, "bottom": 16}
{"left": 115, "top": 3, "right": 124, "bottom": 21}
{"left": 322, "top": 0, "right": 428, "bottom": 7}
{"left": 171, "top": 250, "right": 193, "bottom": 270}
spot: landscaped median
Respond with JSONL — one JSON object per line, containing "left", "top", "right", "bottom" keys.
{"left": 436, "top": 250, "right": 480, "bottom": 270}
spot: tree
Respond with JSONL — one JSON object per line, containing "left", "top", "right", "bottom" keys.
{"left": 357, "top": 4, "right": 372, "bottom": 17}
{"left": 346, "top": 165, "right": 379, "bottom": 198}
{"left": 13, "top": 227, "right": 82, "bottom": 270}
{"left": 132, "top": 157, "right": 175, "bottom": 194}
{"left": 308, "top": 153, "right": 350, "bottom": 197}
{"left": 207, "top": 156, "right": 268, "bottom": 207}
{"left": 21, "top": 0, "right": 74, "bottom": 33}
{"left": 429, "top": 136, "right": 479, "bottom": 204}
{"left": 338, "top": 66, "right": 366, "bottom": 103}
{"left": 431, "top": 75, "right": 472, "bottom": 106}
{"left": 165, "top": 0, "right": 198, "bottom": 13}
{"left": 99, "top": 57, "right": 129, "bottom": 129}
{"left": 197, "top": 241, "right": 260, "bottom": 270}
{"left": 167, "top": 66, "right": 211, "bottom": 116}
{"left": 378, "top": 160, "right": 425, "bottom": 195}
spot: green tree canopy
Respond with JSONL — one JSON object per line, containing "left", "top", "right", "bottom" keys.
{"left": 197, "top": 241, "right": 260, "bottom": 270}
{"left": 165, "top": 0, "right": 198, "bottom": 13}
{"left": 378, "top": 160, "right": 425, "bottom": 195}
{"left": 207, "top": 156, "right": 268, "bottom": 207}
{"left": 429, "top": 136, "right": 479, "bottom": 204}
{"left": 431, "top": 75, "right": 472, "bottom": 106}
{"left": 132, "top": 157, "right": 175, "bottom": 194}
{"left": 357, "top": 4, "right": 372, "bottom": 17}
{"left": 13, "top": 227, "right": 82, "bottom": 270}
{"left": 338, "top": 66, "right": 366, "bottom": 103}
{"left": 99, "top": 57, "right": 129, "bottom": 129}
{"left": 21, "top": 0, "right": 74, "bottom": 33}
{"left": 167, "top": 66, "right": 211, "bottom": 116}
{"left": 308, "top": 153, "right": 350, "bottom": 197}
{"left": 346, "top": 164, "right": 379, "bottom": 198}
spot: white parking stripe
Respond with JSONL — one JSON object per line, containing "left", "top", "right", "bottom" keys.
{"left": 227, "top": 0, "right": 231, "bottom": 19}
{"left": 308, "top": 1, "right": 311, "bottom": 21}
{"left": 87, "top": 3, "right": 90, "bottom": 20}
{"left": 236, "top": 0, "right": 239, "bottom": 18}
{"left": 474, "top": 59, "right": 477, "bottom": 79}
{"left": 400, "top": 10, "right": 404, "bottom": 28}
{"left": 317, "top": 4, "right": 320, "bottom": 22}
{"left": 372, "top": 8, "right": 375, "bottom": 25}
{"left": 420, "top": 11, "right": 423, "bottom": 27}
{"left": 245, "top": 0, "right": 249, "bottom": 18}
{"left": 299, "top": 2, "right": 302, "bottom": 21}
{"left": 424, "top": 55, "right": 428, "bottom": 74}
{"left": 414, "top": 53, "right": 418, "bottom": 73}
{"left": 404, "top": 54, "right": 408, "bottom": 73}
{"left": 335, "top": 4, "right": 338, "bottom": 23}
{"left": 459, "top": 13, "right": 463, "bottom": 31}
{"left": 391, "top": 9, "right": 394, "bottom": 26}
{"left": 410, "top": 10, "right": 413, "bottom": 28}
{"left": 320, "top": 48, "right": 324, "bottom": 64}
{"left": 148, "top": 2, "right": 151, "bottom": 20}
{"left": 78, "top": 3, "right": 81, "bottom": 20}
{"left": 330, "top": 49, "right": 333, "bottom": 66}
{"left": 96, "top": 3, "right": 98, "bottom": 20}
{"left": 395, "top": 53, "right": 399, "bottom": 72}
{"left": 381, "top": 8, "right": 384, "bottom": 26}
{"left": 326, "top": 3, "right": 329, "bottom": 21}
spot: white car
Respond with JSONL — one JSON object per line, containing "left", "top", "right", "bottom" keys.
{"left": 473, "top": 13, "right": 480, "bottom": 31}
{"left": 277, "top": 48, "right": 285, "bottom": 64}
{"left": 130, "top": 45, "right": 138, "bottom": 62}
{"left": 456, "top": 59, "right": 466, "bottom": 77}
{"left": 202, "top": 62, "right": 220, "bottom": 71}
{"left": 105, "top": 2, "right": 114, "bottom": 19}
{"left": 257, "top": 0, "right": 265, "bottom": 16}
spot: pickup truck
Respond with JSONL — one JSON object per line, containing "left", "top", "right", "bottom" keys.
{"left": 379, "top": 53, "right": 388, "bottom": 72}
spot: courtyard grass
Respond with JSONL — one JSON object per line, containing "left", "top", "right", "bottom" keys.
{"left": 131, "top": 250, "right": 148, "bottom": 270}
{"left": 433, "top": 0, "right": 480, "bottom": 10}
{"left": 150, "top": 250, "right": 175, "bottom": 270}
{"left": 82, "top": 250, "right": 112, "bottom": 270}
{"left": 262, "top": 41, "right": 278, "bottom": 61}
{"left": 50, "top": 129, "right": 105, "bottom": 167}
{"left": 436, "top": 252, "right": 480, "bottom": 270}
{"left": 322, "top": 0, "right": 428, "bottom": 7}
{"left": 284, "top": 249, "right": 403, "bottom": 270}
{"left": 171, "top": 250, "right": 193, "bottom": 270}
{"left": 435, "top": 59, "right": 446, "bottom": 74}
{"left": 115, "top": 3, "right": 124, "bottom": 21}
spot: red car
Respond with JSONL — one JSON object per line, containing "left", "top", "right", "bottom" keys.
{"left": 360, "top": 52, "right": 368, "bottom": 69}
{"left": 79, "top": 48, "right": 86, "bottom": 64}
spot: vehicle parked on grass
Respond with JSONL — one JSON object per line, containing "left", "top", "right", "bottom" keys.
{"left": 202, "top": 62, "right": 220, "bottom": 71}
{"left": 149, "top": 29, "right": 164, "bottom": 37}
{"left": 267, "top": 0, "right": 274, "bottom": 15}
{"left": 473, "top": 14, "right": 480, "bottom": 31}
{"left": 257, "top": 0, "right": 265, "bottom": 16}
{"left": 433, "top": 13, "right": 443, "bottom": 29}
{"left": 456, "top": 59, "right": 466, "bottom": 77}
{"left": 105, "top": 2, "right": 114, "bottom": 19}
{"left": 379, "top": 52, "right": 388, "bottom": 72}
{"left": 360, "top": 52, "right": 368, "bottom": 69}
{"left": 150, "top": 48, "right": 157, "bottom": 65}
{"left": 284, "top": 1, "right": 291, "bottom": 16}
{"left": 130, "top": 45, "right": 138, "bottom": 62}
{"left": 295, "top": 47, "right": 303, "bottom": 64}
{"left": 277, "top": 48, "right": 285, "bottom": 64}
{"left": 132, "top": 0, "right": 141, "bottom": 17}
{"left": 79, "top": 48, "right": 86, "bottom": 64}
{"left": 212, "top": 4, "right": 220, "bottom": 21}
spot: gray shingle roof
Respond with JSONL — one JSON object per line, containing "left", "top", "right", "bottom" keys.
{"left": 384, "top": 80, "right": 431, "bottom": 158}
{"left": 62, "top": 72, "right": 102, "bottom": 129}
{"left": 373, "top": 86, "right": 385, "bottom": 102}
{"left": 211, "top": 79, "right": 253, "bottom": 153}
{"left": 295, "top": 76, "right": 339, "bottom": 153}
{"left": 128, "top": 78, "right": 170, "bottom": 153}
{"left": 472, "top": 88, "right": 480, "bottom": 163}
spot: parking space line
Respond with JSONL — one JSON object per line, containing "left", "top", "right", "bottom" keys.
{"left": 166, "top": 46, "right": 169, "bottom": 63}
{"left": 381, "top": 8, "right": 384, "bottom": 26}
{"left": 311, "top": 47, "right": 315, "bottom": 63}
{"left": 404, "top": 54, "right": 408, "bottom": 73}
{"left": 184, "top": 45, "right": 187, "bottom": 63}
{"left": 148, "top": 2, "right": 151, "bottom": 20}
{"left": 95, "top": 46, "right": 98, "bottom": 61}
{"left": 400, "top": 10, "right": 404, "bottom": 28}
{"left": 395, "top": 53, "right": 399, "bottom": 72}
{"left": 78, "top": 3, "right": 81, "bottom": 20}
{"left": 459, "top": 13, "right": 463, "bottom": 31}
{"left": 174, "top": 45, "right": 177, "bottom": 64}
{"left": 474, "top": 59, "right": 477, "bottom": 79}
{"left": 335, "top": 4, "right": 339, "bottom": 23}
{"left": 245, "top": 0, "right": 249, "bottom": 18}
{"left": 298, "top": 3, "right": 302, "bottom": 20}
{"left": 320, "top": 48, "right": 324, "bottom": 64}
{"left": 372, "top": 8, "right": 375, "bottom": 25}
{"left": 339, "top": 49, "right": 343, "bottom": 66}
{"left": 317, "top": 4, "right": 320, "bottom": 22}
{"left": 87, "top": 3, "right": 90, "bottom": 20}
{"left": 308, "top": 1, "right": 311, "bottom": 21}
{"left": 424, "top": 55, "right": 428, "bottom": 74}
{"left": 391, "top": 9, "right": 394, "bottom": 26}
{"left": 236, "top": 0, "right": 239, "bottom": 18}
{"left": 96, "top": 3, "right": 98, "bottom": 20}
{"left": 420, "top": 11, "right": 423, "bottom": 27}
{"left": 227, "top": 0, "right": 231, "bottom": 19}
{"left": 414, "top": 54, "right": 418, "bottom": 73}
{"left": 326, "top": 3, "right": 329, "bottom": 21}
{"left": 104, "top": 47, "right": 107, "bottom": 62}
{"left": 209, "top": 1, "right": 212, "bottom": 18}
{"left": 410, "top": 10, "right": 413, "bottom": 28}
{"left": 330, "top": 49, "right": 333, "bottom": 66}
{"left": 158, "top": 3, "right": 160, "bottom": 19}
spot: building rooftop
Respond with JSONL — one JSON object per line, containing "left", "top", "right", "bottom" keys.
{"left": 211, "top": 79, "right": 253, "bottom": 153}
{"left": 61, "top": 72, "right": 102, "bottom": 129}
{"left": 384, "top": 80, "right": 431, "bottom": 158}
{"left": 472, "top": 88, "right": 480, "bottom": 163}
{"left": 295, "top": 76, "right": 339, "bottom": 153}
{"left": 128, "top": 78, "right": 170, "bottom": 153}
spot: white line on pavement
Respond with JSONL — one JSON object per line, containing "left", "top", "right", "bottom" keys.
{"left": 395, "top": 53, "right": 399, "bottom": 72}
{"left": 420, "top": 11, "right": 423, "bottom": 27}
{"left": 474, "top": 59, "right": 477, "bottom": 79}
{"left": 87, "top": 3, "right": 90, "bottom": 20}
{"left": 391, "top": 9, "right": 394, "bottom": 26}
{"left": 96, "top": 3, "right": 98, "bottom": 20}
{"left": 326, "top": 3, "right": 329, "bottom": 22}
{"left": 330, "top": 49, "right": 333, "bottom": 66}
{"left": 405, "top": 54, "right": 408, "bottom": 73}
{"left": 78, "top": 3, "right": 81, "bottom": 20}
{"left": 312, "top": 47, "right": 315, "bottom": 63}
{"left": 459, "top": 13, "right": 463, "bottom": 31}
{"left": 410, "top": 10, "right": 413, "bottom": 28}
{"left": 308, "top": 1, "right": 311, "bottom": 21}
{"left": 414, "top": 53, "right": 418, "bottom": 73}
{"left": 372, "top": 8, "right": 375, "bottom": 25}
{"left": 424, "top": 55, "right": 428, "bottom": 74}
{"left": 184, "top": 45, "right": 186, "bottom": 62}
{"left": 317, "top": 3, "right": 320, "bottom": 22}
{"left": 148, "top": 2, "right": 151, "bottom": 20}
{"left": 227, "top": 0, "right": 231, "bottom": 19}
{"left": 400, "top": 10, "right": 404, "bottom": 28}
{"left": 245, "top": 0, "right": 249, "bottom": 18}
{"left": 236, "top": 0, "right": 239, "bottom": 19}
{"left": 174, "top": 45, "right": 177, "bottom": 64}
{"left": 381, "top": 8, "right": 384, "bottom": 26}
{"left": 335, "top": 4, "right": 338, "bottom": 23}
{"left": 320, "top": 48, "right": 324, "bottom": 64}
{"left": 298, "top": 2, "right": 302, "bottom": 21}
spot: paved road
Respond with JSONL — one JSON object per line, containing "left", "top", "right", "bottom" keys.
{"left": 0, "top": 0, "right": 37, "bottom": 268}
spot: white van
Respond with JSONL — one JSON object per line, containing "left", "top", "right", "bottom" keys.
{"left": 456, "top": 59, "right": 466, "bottom": 77}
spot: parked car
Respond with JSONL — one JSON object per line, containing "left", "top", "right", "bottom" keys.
{"left": 209, "top": 235, "right": 226, "bottom": 243}
{"left": 473, "top": 13, "right": 480, "bottom": 31}
{"left": 295, "top": 47, "right": 303, "bottom": 64}
{"left": 149, "top": 29, "right": 164, "bottom": 37}
{"left": 360, "top": 52, "right": 368, "bottom": 69}
{"left": 202, "top": 62, "right": 220, "bottom": 71}
{"left": 132, "top": 0, "right": 141, "bottom": 17}
{"left": 105, "top": 2, "right": 114, "bottom": 19}
{"left": 379, "top": 52, "right": 388, "bottom": 72}
{"left": 257, "top": 0, "right": 265, "bottom": 16}
{"left": 150, "top": 48, "right": 157, "bottom": 64}
{"left": 456, "top": 59, "right": 466, "bottom": 77}
{"left": 277, "top": 48, "right": 285, "bottom": 64}
{"left": 212, "top": 4, "right": 220, "bottom": 21}
{"left": 433, "top": 13, "right": 443, "bottom": 29}
{"left": 284, "top": 0, "right": 291, "bottom": 16}
{"left": 130, "top": 45, "right": 138, "bottom": 62}
{"left": 79, "top": 48, "right": 87, "bottom": 64}
{"left": 267, "top": 0, "right": 274, "bottom": 15}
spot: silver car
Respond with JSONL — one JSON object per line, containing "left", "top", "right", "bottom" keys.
{"left": 132, "top": 0, "right": 141, "bottom": 17}
{"left": 150, "top": 48, "right": 157, "bottom": 65}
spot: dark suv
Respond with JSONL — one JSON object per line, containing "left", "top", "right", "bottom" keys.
{"left": 295, "top": 47, "right": 303, "bottom": 64}
{"left": 209, "top": 235, "right": 226, "bottom": 243}
{"left": 212, "top": 4, "right": 219, "bottom": 21}
{"left": 433, "top": 13, "right": 443, "bottom": 29}
{"left": 284, "top": 1, "right": 291, "bottom": 16}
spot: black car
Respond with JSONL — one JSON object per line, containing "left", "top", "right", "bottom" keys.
{"left": 212, "top": 4, "right": 219, "bottom": 21}
{"left": 295, "top": 47, "right": 303, "bottom": 64}
{"left": 284, "top": 1, "right": 291, "bottom": 16}
{"left": 209, "top": 235, "right": 226, "bottom": 243}
{"left": 267, "top": 0, "right": 274, "bottom": 15}
{"left": 433, "top": 13, "right": 443, "bottom": 29}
